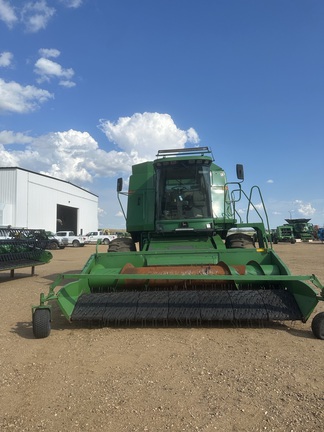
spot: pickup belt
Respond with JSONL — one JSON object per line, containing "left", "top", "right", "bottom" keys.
{"left": 71, "top": 289, "right": 303, "bottom": 325}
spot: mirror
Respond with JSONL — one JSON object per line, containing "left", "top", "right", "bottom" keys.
{"left": 117, "top": 177, "right": 123, "bottom": 192}
{"left": 236, "top": 164, "right": 244, "bottom": 180}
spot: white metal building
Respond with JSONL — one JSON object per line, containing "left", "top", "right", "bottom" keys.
{"left": 0, "top": 167, "right": 98, "bottom": 235}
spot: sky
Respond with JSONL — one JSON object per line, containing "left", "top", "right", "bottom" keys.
{"left": 0, "top": 0, "right": 323, "bottom": 230}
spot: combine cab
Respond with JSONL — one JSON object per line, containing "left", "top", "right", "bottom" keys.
{"left": 32, "top": 147, "right": 324, "bottom": 339}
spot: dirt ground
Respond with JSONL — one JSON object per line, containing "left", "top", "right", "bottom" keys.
{"left": 0, "top": 242, "right": 323, "bottom": 432}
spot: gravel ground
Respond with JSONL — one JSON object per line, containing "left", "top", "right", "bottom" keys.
{"left": 0, "top": 242, "right": 323, "bottom": 432}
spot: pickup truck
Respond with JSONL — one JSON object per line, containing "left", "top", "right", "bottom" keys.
{"left": 85, "top": 231, "right": 117, "bottom": 245}
{"left": 45, "top": 232, "right": 68, "bottom": 249}
{"left": 55, "top": 231, "right": 87, "bottom": 247}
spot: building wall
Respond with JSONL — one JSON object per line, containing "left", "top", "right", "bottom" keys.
{"left": 0, "top": 169, "right": 16, "bottom": 225}
{"left": 0, "top": 168, "right": 98, "bottom": 233}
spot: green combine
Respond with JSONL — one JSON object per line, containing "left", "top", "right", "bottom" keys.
{"left": 272, "top": 225, "right": 296, "bottom": 244}
{"left": 32, "top": 147, "right": 324, "bottom": 339}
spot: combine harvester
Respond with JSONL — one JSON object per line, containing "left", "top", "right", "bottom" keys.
{"left": 32, "top": 147, "right": 324, "bottom": 339}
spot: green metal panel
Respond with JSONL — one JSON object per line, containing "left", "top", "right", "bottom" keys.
{"left": 127, "top": 161, "right": 155, "bottom": 232}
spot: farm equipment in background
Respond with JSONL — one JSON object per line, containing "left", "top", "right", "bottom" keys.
{"left": 32, "top": 147, "right": 324, "bottom": 339}
{"left": 318, "top": 228, "right": 324, "bottom": 242}
{"left": 285, "top": 218, "right": 314, "bottom": 242}
{"left": 0, "top": 227, "right": 52, "bottom": 277}
{"left": 271, "top": 224, "right": 296, "bottom": 244}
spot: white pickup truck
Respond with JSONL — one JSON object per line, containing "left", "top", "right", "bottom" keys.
{"left": 55, "top": 231, "right": 87, "bottom": 247}
{"left": 85, "top": 231, "right": 117, "bottom": 245}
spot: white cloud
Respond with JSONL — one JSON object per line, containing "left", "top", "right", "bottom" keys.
{"left": 0, "top": 0, "right": 17, "bottom": 28}
{"left": 0, "top": 78, "right": 54, "bottom": 113}
{"left": 186, "top": 127, "right": 200, "bottom": 144}
{"left": 0, "top": 130, "right": 33, "bottom": 145}
{"left": 0, "top": 51, "right": 13, "bottom": 67}
{"left": 99, "top": 112, "right": 200, "bottom": 162}
{"left": 34, "top": 57, "right": 75, "bottom": 86}
{"left": 294, "top": 200, "right": 316, "bottom": 217}
{"left": 0, "top": 0, "right": 83, "bottom": 32}
{"left": 0, "top": 113, "right": 200, "bottom": 185}
{"left": 59, "top": 79, "right": 76, "bottom": 88}
{"left": 38, "top": 48, "right": 60, "bottom": 59}
{"left": 0, "top": 146, "right": 20, "bottom": 165}
{"left": 21, "top": 1, "right": 56, "bottom": 33}
{"left": 28, "top": 130, "right": 131, "bottom": 182}
{"left": 59, "top": 0, "right": 83, "bottom": 8}
{"left": 253, "top": 203, "right": 264, "bottom": 211}
{"left": 98, "top": 207, "right": 106, "bottom": 217}
{"left": 267, "top": 179, "right": 274, "bottom": 184}
{"left": 0, "top": 128, "right": 132, "bottom": 181}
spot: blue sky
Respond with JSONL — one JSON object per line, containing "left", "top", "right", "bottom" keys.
{"left": 0, "top": 0, "right": 323, "bottom": 230}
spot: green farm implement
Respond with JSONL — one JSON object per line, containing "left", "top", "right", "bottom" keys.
{"left": 0, "top": 232, "right": 52, "bottom": 277}
{"left": 32, "top": 147, "right": 324, "bottom": 339}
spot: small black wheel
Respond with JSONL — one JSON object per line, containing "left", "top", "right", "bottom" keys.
{"left": 311, "top": 312, "right": 324, "bottom": 340}
{"left": 33, "top": 308, "right": 51, "bottom": 339}
{"left": 102, "top": 238, "right": 109, "bottom": 245}
{"left": 72, "top": 240, "right": 80, "bottom": 247}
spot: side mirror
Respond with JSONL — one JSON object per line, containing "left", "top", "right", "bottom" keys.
{"left": 236, "top": 164, "right": 244, "bottom": 180}
{"left": 117, "top": 178, "right": 123, "bottom": 192}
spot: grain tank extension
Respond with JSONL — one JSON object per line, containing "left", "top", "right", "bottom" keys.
{"left": 32, "top": 147, "right": 324, "bottom": 339}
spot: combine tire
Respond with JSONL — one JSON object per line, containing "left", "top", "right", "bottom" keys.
{"left": 311, "top": 312, "right": 324, "bottom": 340}
{"left": 108, "top": 238, "right": 136, "bottom": 252}
{"left": 33, "top": 308, "right": 51, "bottom": 339}
{"left": 226, "top": 233, "right": 255, "bottom": 249}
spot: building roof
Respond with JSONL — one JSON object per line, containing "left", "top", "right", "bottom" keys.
{"left": 0, "top": 166, "right": 98, "bottom": 197}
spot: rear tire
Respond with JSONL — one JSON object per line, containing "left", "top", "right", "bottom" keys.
{"left": 311, "top": 312, "right": 324, "bottom": 340}
{"left": 108, "top": 238, "right": 136, "bottom": 252}
{"left": 72, "top": 240, "right": 80, "bottom": 247}
{"left": 33, "top": 309, "right": 51, "bottom": 339}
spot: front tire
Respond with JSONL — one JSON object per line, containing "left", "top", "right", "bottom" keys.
{"left": 225, "top": 233, "right": 255, "bottom": 249}
{"left": 33, "top": 309, "right": 51, "bottom": 339}
{"left": 311, "top": 312, "right": 324, "bottom": 340}
{"left": 108, "top": 238, "right": 136, "bottom": 252}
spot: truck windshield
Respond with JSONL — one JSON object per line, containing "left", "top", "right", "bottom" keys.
{"left": 156, "top": 161, "right": 212, "bottom": 220}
